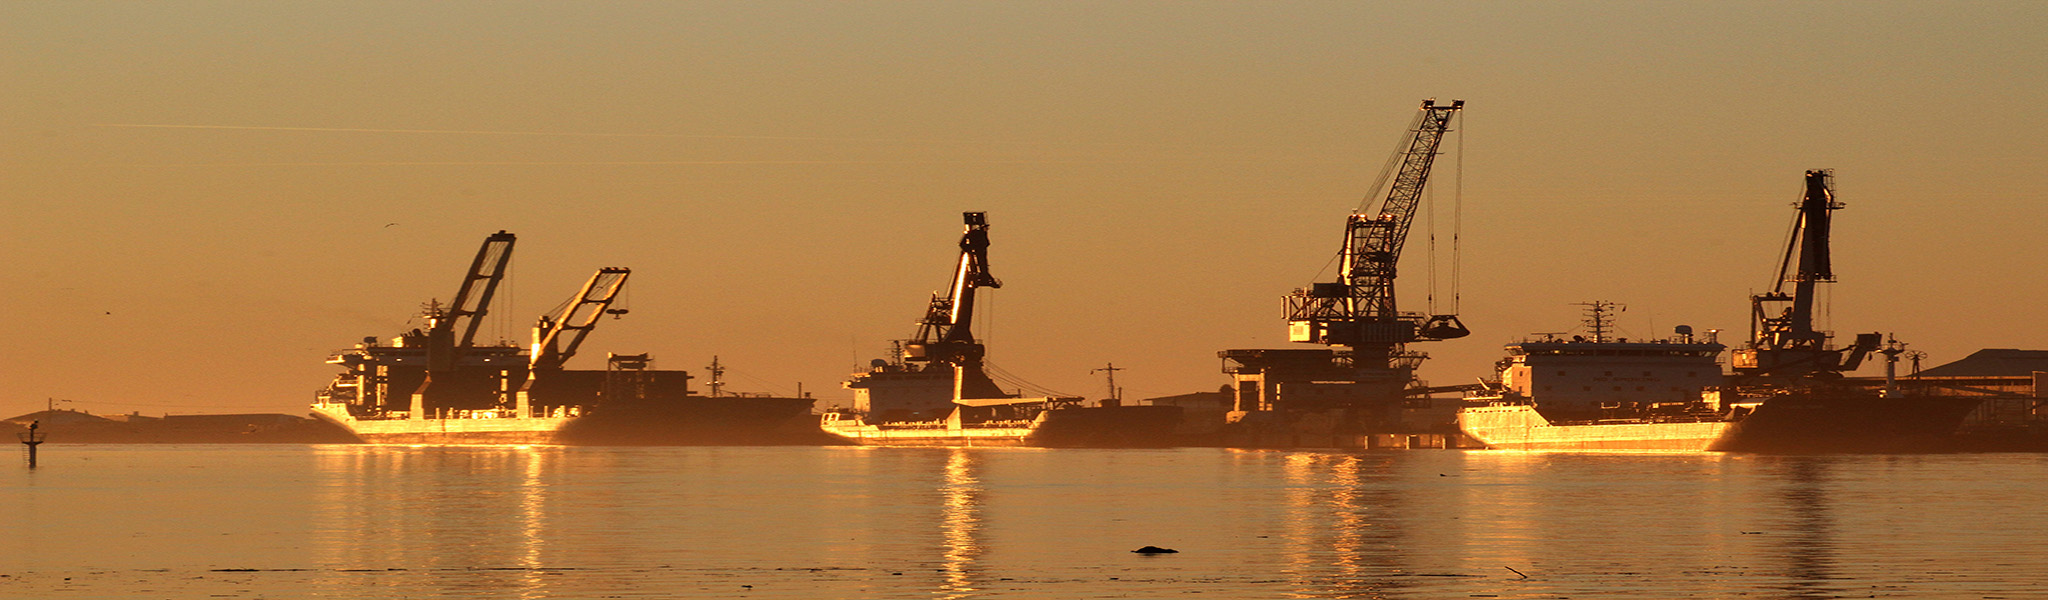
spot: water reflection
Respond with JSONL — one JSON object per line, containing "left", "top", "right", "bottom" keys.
{"left": 516, "top": 448, "right": 548, "bottom": 599}
{"left": 16, "top": 447, "right": 2048, "bottom": 599}
{"left": 1278, "top": 452, "right": 1408, "bottom": 599}
{"left": 937, "top": 448, "right": 984, "bottom": 599}
{"left": 310, "top": 445, "right": 558, "bottom": 598}
{"left": 1769, "top": 457, "right": 1841, "bottom": 599}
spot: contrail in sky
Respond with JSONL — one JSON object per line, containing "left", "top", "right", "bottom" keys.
{"left": 92, "top": 122, "right": 928, "bottom": 143}
{"left": 115, "top": 159, "right": 1179, "bottom": 167}
{"left": 87, "top": 122, "right": 1310, "bottom": 151}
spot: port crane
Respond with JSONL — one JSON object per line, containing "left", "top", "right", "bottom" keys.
{"left": 1284, "top": 99, "right": 1468, "bottom": 378}
{"left": 529, "top": 267, "right": 631, "bottom": 371}
{"left": 1732, "top": 169, "right": 1879, "bottom": 379}
{"left": 901, "top": 212, "right": 1008, "bottom": 399}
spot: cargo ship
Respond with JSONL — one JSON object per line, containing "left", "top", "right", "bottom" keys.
{"left": 312, "top": 231, "right": 822, "bottom": 445}
{"left": 1458, "top": 171, "right": 1981, "bottom": 452}
{"left": 1455, "top": 308, "right": 1978, "bottom": 452}
{"left": 821, "top": 213, "right": 1181, "bottom": 447}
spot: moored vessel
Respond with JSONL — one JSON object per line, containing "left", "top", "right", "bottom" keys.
{"left": 1459, "top": 171, "right": 1981, "bottom": 452}
{"left": 822, "top": 213, "right": 1181, "bottom": 447}
{"left": 312, "top": 232, "right": 821, "bottom": 445}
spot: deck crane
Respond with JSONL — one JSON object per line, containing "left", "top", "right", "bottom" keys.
{"left": 414, "top": 231, "right": 519, "bottom": 411}
{"left": 1732, "top": 169, "right": 1879, "bottom": 379}
{"left": 516, "top": 267, "right": 630, "bottom": 416}
{"left": 425, "top": 230, "right": 517, "bottom": 371}
{"left": 529, "top": 267, "right": 631, "bottom": 371}
{"left": 901, "top": 212, "right": 1009, "bottom": 400}
{"left": 1284, "top": 99, "right": 1468, "bottom": 380}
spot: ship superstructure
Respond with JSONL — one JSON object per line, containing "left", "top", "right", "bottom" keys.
{"left": 1496, "top": 302, "right": 1726, "bottom": 422}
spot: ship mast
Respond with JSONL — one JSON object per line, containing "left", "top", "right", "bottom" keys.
{"left": 1575, "top": 301, "right": 1624, "bottom": 343}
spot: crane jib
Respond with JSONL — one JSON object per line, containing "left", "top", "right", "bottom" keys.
{"left": 1286, "top": 99, "right": 1466, "bottom": 349}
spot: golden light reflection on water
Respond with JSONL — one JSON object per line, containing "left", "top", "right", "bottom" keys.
{"left": 1276, "top": 452, "right": 1407, "bottom": 599}
{"left": 515, "top": 447, "right": 549, "bottom": 600}
{"left": 937, "top": 448, "right": 984, "bottom": 600}
{"left": 13, "top": 447, "right": 2048, "bottom": 599}
{"left": 310, "top": 445, "right": 559, "bottom": 598}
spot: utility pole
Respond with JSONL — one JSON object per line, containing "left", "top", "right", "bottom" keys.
{"left": 1091, "top": 363, "right": 1124, "bottom": 404}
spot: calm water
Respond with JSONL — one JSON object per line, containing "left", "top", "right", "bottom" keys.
{"left": 4, "top": 445, "right": 2046, "bottom": 599}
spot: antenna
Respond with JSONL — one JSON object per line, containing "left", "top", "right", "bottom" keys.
{"left": 1090, "top": 363, "right": 1125, "bottom": 403}
{"left": 1572, "top": 301, "right": 1625, "bottom": 343}
{"left": 705, "top": 356, "right": 726, "bottom": 398}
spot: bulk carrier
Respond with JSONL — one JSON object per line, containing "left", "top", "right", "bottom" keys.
{"left": 312, "top": 232, "right": 821, "bottom": 445}
{"left": 1458, "top": 171, "right": 1981, "bottom": 452}
{"left": 821, "top": 213, "right": 1182, "bottom": 447}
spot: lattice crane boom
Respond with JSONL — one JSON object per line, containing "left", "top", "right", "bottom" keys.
{"left": 1286, "top": 99, "right": 1466, "bottom": 350}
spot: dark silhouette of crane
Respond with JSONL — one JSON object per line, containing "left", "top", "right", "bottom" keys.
{"left": 1732, "top": 169, "right": 1880, "bottom": 380}
{"left": 413, "top": 231, "right": 520, "bottom": 411}
{"left": 1217, "top": 100, "right": 1471, "bottom": 431}
{"left": 901, "top": 212, "right": 1008, "bottom": 400}
{"left": 1283, "top": 99, "right": 1468, "bottom": 382}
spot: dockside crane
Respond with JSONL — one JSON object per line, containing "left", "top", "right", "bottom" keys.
{"left": 901, "top": 212, "right": 1008, "bottom": 400}
{"left": 1284, "top": 99, "right": 1468, "bottom": 380}
{"left": 1732, "top": 169, "right": 1879, "bottom": 379}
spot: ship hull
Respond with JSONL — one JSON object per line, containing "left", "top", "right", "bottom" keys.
{"left": 1457, "top": 405, "right": 1730, "bottom": 452}
{"left": 1712, "top": 393, "right": 1983, "bottom": 453}
{"left": 1460, "top": 393, "right": 1984, "bottom": 453}
{"left": 311, "top": 396, "right": 825, "bottom": 446}
{"left": 821, "top": 406, "right": 1184, "bottom": 448}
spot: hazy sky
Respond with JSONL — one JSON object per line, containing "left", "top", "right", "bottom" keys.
{"left": 4, "top": 1, "right": 2043, "bottom": 417}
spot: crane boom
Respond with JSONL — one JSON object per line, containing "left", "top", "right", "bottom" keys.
{"left": 1286, "top": 99, "right": 1466, "bottom": 351}
{"left": 530, "top": 267, "right": 631, "bottom": 371}
{"left": 902, "top": 212, "right": 1007, "bottom": 399}
{"left": 428, "top": 231, "right": 516, "bottom": 372}
{"left": 1732, "top": 169, "right": 1880, "bottom": 378}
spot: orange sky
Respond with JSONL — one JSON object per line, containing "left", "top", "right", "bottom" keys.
{"left": 3, "top": 2, "right": 2044, "bottom": 417}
